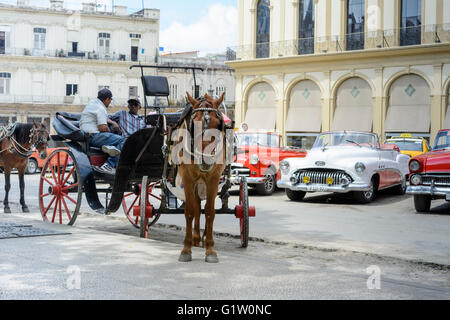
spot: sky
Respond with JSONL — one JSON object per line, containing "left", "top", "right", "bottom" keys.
{"left": 0, "top": 0, "right": 238, "bottom": 54}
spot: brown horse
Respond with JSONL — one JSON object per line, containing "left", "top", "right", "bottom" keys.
{"left": 0, "top": 121, "right": 49, "bottom": 213}
{"left": 172, "top": 92, "right": 226, "bottom": 263}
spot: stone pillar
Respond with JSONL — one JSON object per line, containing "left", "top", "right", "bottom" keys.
{"left": 373, "top": 68, "right": 384, "bottom": 139}
{"left": 430, "top": 64, "right": 443, "bottom": 145}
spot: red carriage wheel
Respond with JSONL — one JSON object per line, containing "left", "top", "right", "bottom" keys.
{"left": 122, "top": 180, "right": 160, "bottom": 230}
{"left": 39, "top": 149, "right": 82, "bottom": 225}
{"left": 238, "top": 177, "right": 249, "bottom": 248}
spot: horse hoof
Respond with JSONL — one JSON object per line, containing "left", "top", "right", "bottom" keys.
{"left": 178, "top": 253, "right": 192, "bottom": 262}
{"left": 205, "top": 254, "right": 219, "bottom": 263}
{"left": 4, "top": 208, "right": 11, "bottom": 214}
{"left": 22, "top": 207, "right": 30, "bottom": 213}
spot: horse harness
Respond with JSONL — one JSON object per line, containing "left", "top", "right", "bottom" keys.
{"left": 0, "top": 123, "right": 49, "bottom": 159}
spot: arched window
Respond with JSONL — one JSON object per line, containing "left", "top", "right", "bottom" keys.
{"left": 256, "top": 0, "right": 270, "bottom": 58}
{"left": 298, "top": 0, "right": 315, "bottom": 55}
{"left": 400, "top": 0, "right": 421, "bottom": 46}
{"left": 346, "top": 0, "right": 365, "bottom": 51}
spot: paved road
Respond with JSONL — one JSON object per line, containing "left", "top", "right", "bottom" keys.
{"left": 3, "top": 173, "right": 450, "bottom": 266}
{"left": 0, "top": 173, "right": 449, "bottom": 299}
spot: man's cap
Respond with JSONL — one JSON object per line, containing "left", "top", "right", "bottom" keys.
{"left": 98, "top": 88, "right": 113, "bottom": 101}
{"left": 128, "top": 97, "right": 141, "bottom": 106}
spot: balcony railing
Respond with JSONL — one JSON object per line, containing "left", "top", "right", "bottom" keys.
{"left": 226, "top": 24, "right": 450, "bottom": 61}
{"left": 0, "top": 94, "right": 130, "bottom": 106}
{"left": 0, "top": 47, "right": 156, "bottom": 63}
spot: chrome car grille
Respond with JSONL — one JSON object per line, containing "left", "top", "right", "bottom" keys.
{"left": 292, "top": 169, "right": 353, "bottom": 186}
{"left": 421, "top": 174, "right": 450, "bottom": 186}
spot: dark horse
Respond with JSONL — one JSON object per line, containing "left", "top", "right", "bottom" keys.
{"left": 0, "top": 121, "right": 49, "bottom": 213}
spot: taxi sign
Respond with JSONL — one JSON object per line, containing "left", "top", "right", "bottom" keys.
{"left": 400, "top": 133, "right": 412, "bottom": 138}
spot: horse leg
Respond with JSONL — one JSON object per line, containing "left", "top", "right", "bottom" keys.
{"left": 18, "top": 167, "right": 29, "bottom": 213}
{"left": 179, "top": 184, "right": 199, "bottom": 262}
{"left": 204, "top": 184, "right": 219, "bottom": 263}
{"left": 192, "top": 185, "right": 202, "bottom": 248}
{"left": 3, "top": 168, "right": 11, "bottom": 214}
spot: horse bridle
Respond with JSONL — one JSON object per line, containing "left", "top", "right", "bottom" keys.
{"left": 29, "top": 126, "right": 49, "bottom": 149}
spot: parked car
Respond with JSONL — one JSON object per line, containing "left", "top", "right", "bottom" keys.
{"left": 277, "top": 131, "right": 410, "bottom": 203}
{"left": 406, "top": 129, "right": 450, "bottom": 213}
{"left": 231, "top": 132, "right": 307, "bottom": 195}
{"left": 26, "top": 140, "right": 71, "bottom": 174}
{"left": 385, "top": 133, "right": 430, "bottom": 158}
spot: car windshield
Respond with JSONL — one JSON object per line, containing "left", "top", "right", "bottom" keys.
{"left": 433, "top": 131, "right": 450, "bottom": 151}
{"left": 236, "top": 133, "right": 279, "bottom": 147}
{"left": 313, "top": 132, "right": 377, "bottom": 149}
{"left": 385, "top": 139, "right": 423, "bottom": 152}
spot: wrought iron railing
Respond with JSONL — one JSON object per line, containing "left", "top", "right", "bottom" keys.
{"left": 226, "top": 24, "right": 450, "bottom": 61}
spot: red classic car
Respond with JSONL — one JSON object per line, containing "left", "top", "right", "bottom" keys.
{"left": 406, "top": 129, "right": 450, "bottom": 212}
{"left": 231, "top": 132, "right": 307, "bottom": 195}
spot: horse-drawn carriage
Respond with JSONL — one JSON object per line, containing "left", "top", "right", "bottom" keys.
{"left": 39, "top": 65, "right": 255, "bottom": 257}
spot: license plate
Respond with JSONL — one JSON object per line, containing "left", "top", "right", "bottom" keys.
{"left": 306, "top": 185, "right": 328, "bottom": 192}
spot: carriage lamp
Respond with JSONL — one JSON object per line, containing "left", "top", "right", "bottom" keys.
{"left": 250, "top": 154, "right": 259, "bottom": 165}
{"left": 409, "top": 160, "right": 421, "bottom": 172}
{"left": 410, "top": 174, "right": 422, "bottom": 186}
{"left": 280, "top": 160, "right": 290, "bottom": 175}
{"left": 355, "top": 162, "right": 366, "bottom": 173}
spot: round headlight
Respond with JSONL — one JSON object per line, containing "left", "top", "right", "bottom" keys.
{"left": 409, "top": 160, "right": 421, "bottom": 172}
{"left": 355, "top": 162, "right": 366, "bottom": 173}
{"left": 410, "top": 174, "right": 422, "bottom": 186}
{"left": 280, "top": 160, "right": 290, "bottom": 175}
{"left": 250, "top": 154, "right": 259, "bottom": 165}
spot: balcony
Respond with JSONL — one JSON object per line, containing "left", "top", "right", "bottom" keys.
{"left": 0, "top": 47, "right": 156, "bottom": 63}
{"left": 0, "top": 94, "right": 130, "bottom": 106}
{"left": 226, "top": 24, "right": 450, "bottom": 61}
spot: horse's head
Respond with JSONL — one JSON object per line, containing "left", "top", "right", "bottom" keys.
{"left": 186, "top": 92, "right": 226, "bottom": 172}
{"left": 31, "top": 120, "right": 50, "bottom": 160}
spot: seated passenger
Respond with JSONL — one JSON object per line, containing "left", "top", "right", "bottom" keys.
{"left": 108, "top": 98, "right": 146, "bottom": 138}
{"left": 80, "top": 88, "right": 124, "bottom": 175}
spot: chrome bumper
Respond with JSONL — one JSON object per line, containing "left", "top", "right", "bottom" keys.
{"left": 230, "top": 175, "right": 266, "bottom": 185}
{"left": 277, "top": 180, "right": 371, "bottom": 193}
{"left": 407, "top": 185, "right": 450, "bottom": 199}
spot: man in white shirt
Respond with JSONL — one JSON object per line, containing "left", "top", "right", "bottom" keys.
{"left": 80, "top": 88, "right": 124, "bottom": 174}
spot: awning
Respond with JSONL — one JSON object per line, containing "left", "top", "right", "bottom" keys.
{"left": 332, "top": 106, "right": 373, "bottom": 131}
{"left": 244, "top": 107, "right": 276, "bottom": 131}
{"left": 385, "top": 105, "right": 430, "bottom": 133}
{"left": 286, "top": 106, "right": 321, "bottom": 132}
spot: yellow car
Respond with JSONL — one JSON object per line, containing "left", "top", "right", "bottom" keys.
{"left": 385, "top": 134, "right": 430, "bottom": 158}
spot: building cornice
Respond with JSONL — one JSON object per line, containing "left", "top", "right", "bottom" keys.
{"left": 226, "top": 43, "right": 450, "bottom": 71}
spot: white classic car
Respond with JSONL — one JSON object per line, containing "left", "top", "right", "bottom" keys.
{"left": 277, "top": 131, "right": 410, "bottom": 203}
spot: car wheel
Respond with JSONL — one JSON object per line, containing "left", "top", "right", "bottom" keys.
{"left": 286, "top": 189, "right": 306, "bottom": 201}
{"left": 255, "top": 174, "right": 276, "bottom": 195}
{"left": 353, "top": 179, "right": 376, "bottom": 204}
{"left": 26, "top": 159, "right": 38, "bottom": 174}
{"left": 414, "top": 195, "right": 431, "bottom": 213}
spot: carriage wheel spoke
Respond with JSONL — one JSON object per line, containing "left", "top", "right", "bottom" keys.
{"left": 40, "top": 193, "right": 50, "bottom": 199}
{"left": 61, "top": 167, "right": 75, "bottom": 187}
{"left": 62, "top": 193, "right": 77, "bottom": 205}
{"left": 43, "top": 176, "right": 55, "bottom": 188}
{"left": 61, "top": 195, "right": 72, "bottom": 221}
{"left": 43, "top": 196, "right": 57, "bottom": 216}
{"left": 59, "top": 154, "right": 69, "bottom": 185}
{"left": 127, "top": 195, "right": 139, "bottom": 215}
{"left": 51, "top": 196, "right": 59, "bottom": 223}
{"left": 62, "top": 183, "right": 78, "bottom": 192}
{"left": 49, "top": 164, "right": 58, "bottom": 184}
{"left": 57, "top": 152, "right": 61, "bottom": 184}
{"left": 59, "top": 196, "right": 63, "bottom": 224}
